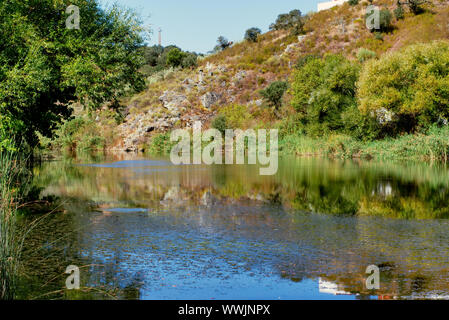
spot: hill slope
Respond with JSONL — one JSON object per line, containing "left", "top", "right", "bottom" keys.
{"left": 90, "top": 0, "right": 449, "bottom": 152}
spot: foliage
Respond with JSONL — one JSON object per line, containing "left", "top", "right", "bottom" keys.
{"left": 394, "top": 3, "right": 405, "bottom": 20}
{"left": 147, "top": 133, "right": 173, "bottom": 154}
{"left": 357, "top": 41, "right": 449, "bottom": 136}
{"left": 181, "top": 53, "right": 198, "bottom": 68}
{"left": 213, "top": 36, "right": 232, "bottom": 53}
{"left": 356, "top": 48, "right": 377, "bottom": 63}
{"left": 380, "top": 9, "right": 393, "bottom": 32}
{"left": 212, "top": 115, "right": 228, "bottom": 134}
{"left": 360, "top": 125, "right": 449, "bottom": 161}
{"left": 269, "top": 9, "right": 306, "bottom": 36}
{"left": 280, "top": 124, "right": 449, "bottom": 162}
{"left": 39, "top": 117, "right": 105, "bottom": 152}
{"left": 142, "top": 45, "right": 197, "bottom": 74}
{"left": 401, "top": 0, "right": 429, "bottom": 15}
{"left": 0, "top": 115, "right": 25, "bottom": 152}
{"left": 166, "top": 48, "right": 186, "bottom": 68}
{"left": 244, "top": 28, "right": 262, "bottom": 42}
{"left": 0, "top": 151, "right": 30, "bottom": 299}
{"left": 259, "top": 81, "right": 289, "bottom": 110}
{"left": 0, "top": 0, "right": 147, "bottom": 149}
{"left": 291, "top": 55, "right": 362, "bottom": 137}
{"left": 219, "top": 104, "right": 251, "bottom": 129}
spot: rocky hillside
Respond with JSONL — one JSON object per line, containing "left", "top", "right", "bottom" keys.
{"left": 102, "top": 0, "right": 449, "bottom": 152}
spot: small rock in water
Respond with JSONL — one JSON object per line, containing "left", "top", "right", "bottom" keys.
{"left": 201, "top": 191, "right": 217, "bottom": 206}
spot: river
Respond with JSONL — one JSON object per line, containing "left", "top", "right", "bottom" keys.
{"left": 18, "top": 153, "right": 449, "bottom": 300}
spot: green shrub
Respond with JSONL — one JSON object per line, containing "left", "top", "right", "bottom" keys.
{"left": 260, "top": 81, "right": 289, "bottom": 110}
{"left": 394, "top": 4, "right": 405, "bottom": 20}
{"left": 406, "top": 0, "right": 427, "bottom": 15}
{"left": 212, "top": 115, "right": 228, "bottom": 134}
{"left": 291, "top": 55, "right": 361, "bottom": 137}
{"left": 166, "top": 48, "right": 186, "bottom": 68}
{"left": 379, "top": 9, "right": 393, "bottom": 32}
{"left": 219, "top": 104, "right": 251, "bottom": 129}
{"left": 181, "top": 53, "right": 198, "bottom": 68}
{"left": 148, "top": 133, "right": 173, "bottom": 155}
{"left": 357, "top": 41, "right": 449, "bottom": 136}
{"left": 356, "top": 48, "right": 376, "bottom": 63}
{"left": 41, "top": 117, "right": 105, "bottom": 152}
{"left": 0, "top": 114, "right": 24, "bottom": 152}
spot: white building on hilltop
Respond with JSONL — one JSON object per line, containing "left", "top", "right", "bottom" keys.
{"left": 318, "top": 0, "right": 349, "bottom": 12}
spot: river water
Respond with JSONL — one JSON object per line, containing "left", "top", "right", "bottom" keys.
{"left": 19, "top": 153, "right": 449, "bottom": 300}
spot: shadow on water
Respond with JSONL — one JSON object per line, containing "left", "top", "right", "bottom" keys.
{"left": 18, "top": 152, "right": 449, "bottom": 299}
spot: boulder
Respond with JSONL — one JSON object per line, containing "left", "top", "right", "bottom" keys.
{"left": 159, "top": 91, "right": 189, "bottom": 111}
{"left": 201, "top": 92, "right": 221, "bottom": 109}
{"left": 233, "top": 70, "right": 247, "bottom": 83}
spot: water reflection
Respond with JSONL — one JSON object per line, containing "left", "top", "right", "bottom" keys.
{"left": 20, "top": 153, "right": 449, "bottom": 299}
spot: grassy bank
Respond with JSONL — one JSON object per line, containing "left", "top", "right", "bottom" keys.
{"left": 280, "top": 125, "right": 449, "bottom": 162}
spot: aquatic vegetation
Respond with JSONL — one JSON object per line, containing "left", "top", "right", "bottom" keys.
{"left": 0, "top": 151, "right": 28, "bottom": 299}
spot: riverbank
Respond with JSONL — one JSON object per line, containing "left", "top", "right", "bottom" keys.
{"left": 279, "top": 125, "right": 449, "bottom": 162}
{"left": 38, "top": 123, "right": 449, "bottom": 165}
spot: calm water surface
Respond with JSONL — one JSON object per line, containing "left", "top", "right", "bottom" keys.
{"left": 20, "top": 154, "right": 449, "bottom": 300}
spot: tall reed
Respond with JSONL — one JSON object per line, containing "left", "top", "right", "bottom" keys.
{"left": 0, "top": 150, "right": 28, "bottom": 300}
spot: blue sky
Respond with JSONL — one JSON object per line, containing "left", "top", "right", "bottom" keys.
{"left": 102, "top": 0, "right": 321, "bottom": 53}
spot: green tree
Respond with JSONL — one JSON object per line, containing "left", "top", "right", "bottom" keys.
{"left": 269, "top": 10, "right": 305, "bottom": 35}
{"left": 166, "top": 48, "right": 186, "bottom": 68}
{"left": 214, "top": 36, "right": 232, "bottom": 52}
{"left": 401, "top": 0, "right": 429, "bottom": 14}
{"left": 181, "top": 52, "right": 198, "bottom": 68}
{"left": 291, "top": 55, "right": 362, "bottom": 137}
{"left": 0, "top": 0, "right": 146, "bottom": 148}
{"left": 260, "top": 81, "right": 289, "bottom": 110}
{"left": 357, "top": 41, "right": 449, "bottom": 136}
{"left": 244, "top": 28, "right": 262, "bottom": 42}
{"left": 212, "top": 115, "right": 228, "bottom": 134}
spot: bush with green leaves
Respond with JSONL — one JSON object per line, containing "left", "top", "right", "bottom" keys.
{"left": 39, "top": 117, "right": 105, "bottom": 152}
{"left": 212, "top": 115, "right": 228, "bottom": 134}
{"left": 166, "top": 48, "right": 186, "bottom": 68}
{"left": 181, "top": 52, "right": 198, "bottom": 68}
{"left": 291, "top": 55, "right": 362, "bottom": 137}
{"left": 219, "top": 104, "right": 251, "bottom": 129}
{"left": 260, "top": 81, "right": 289, "bottom": 110}
{"left": 357, "top": 41, "right": 449, "bottom": 136}
{"left": 148, "top": 133, "right": 173, "bottom": 155}
{"left": 0, "top": 114, "right": 25, "bottom": 152}
{"left": 348, "top": 0, "right": 359, "bottom": 5}
{"left": 141, "top": 45, "right": 198, "bottom": 75}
